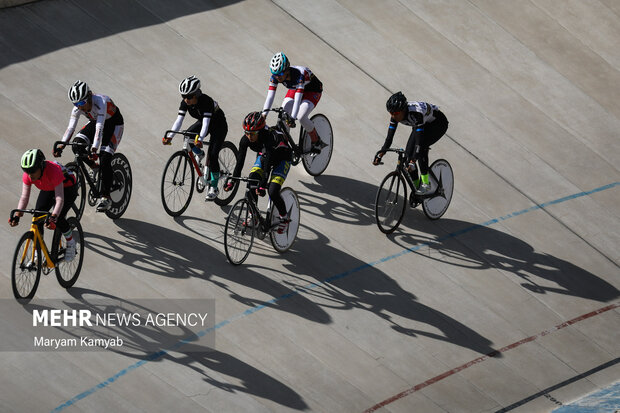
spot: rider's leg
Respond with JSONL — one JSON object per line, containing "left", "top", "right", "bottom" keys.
{"left": 34, "top": 190, "right": 55, "bottom": 234}
{"left": 207, "top": 123, "right": 227, "bottom": 187}
{"left": 96, "top": 123, "right": 124, "bottom": 210}
{"left": 73, "top": 121, "right": 97, "bottom": 169}
{"left": 418, "top": 110, "right": 448, "bottom": 185}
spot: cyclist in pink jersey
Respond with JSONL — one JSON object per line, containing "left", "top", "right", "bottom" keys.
{"left": 261, "top": 52, "right": 327, "bottom": 152}
{"left": 9, "top": 149, "right": 79, "bottom": 261}
{"left": 54, "top": 80, "right": 124, "bottom": 212}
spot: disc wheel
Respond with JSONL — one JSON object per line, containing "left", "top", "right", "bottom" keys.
{"left": 422, "top": 159, "right": 454, "bottom": 220}
{"left": 375, "top": 171, "right": 407, "bottom": 234}
{"left": 105, "top": 153, "right": 132, "bottom": 219}
{"left": 299, "top": 114, "right": 333, "bottom": 176}
{"left": 161, "top": 151, "right": 195, "bottom": 217}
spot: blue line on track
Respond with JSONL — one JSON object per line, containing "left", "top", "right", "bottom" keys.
{"left": 52, "top": 182, "right": 619, "bottom": 412}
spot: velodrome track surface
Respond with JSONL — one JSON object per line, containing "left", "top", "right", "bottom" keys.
{"left": 0, "top": 0, "right": 619, "bottom": 412}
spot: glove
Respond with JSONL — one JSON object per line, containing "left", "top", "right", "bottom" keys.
{"left": 45, "top": 214, "right": 57, "bottom": 230}
{"left": 224, "top": 181, "right": 234, "bottom": 192}
{"left": 89, "top": 148, "right": 99, "bottom": 161}
{"left": 194, "top": 137, "right": 203, "bottom": 148}
{"left": 255, "top": 187, "right": 266, "bottom": 197}
{"left": 53, "top": 145, "right": 64, "bottom": 157}
{"left": 286, "top": 118, "right": 296, "bottom": 128}
{"left": 373, "top": 151, "right": 385, "bottom": 165}
{"left": 8, "top": 216, "right": 19, "bottom": 227}
{"left": 162, "top": 137, "right": 172, "bottom": 145}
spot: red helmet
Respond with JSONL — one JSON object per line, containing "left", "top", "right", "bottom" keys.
{"left": 243, "top": 111, "right": 265, "bottom": 131}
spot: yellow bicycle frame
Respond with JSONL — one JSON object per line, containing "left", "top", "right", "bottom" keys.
{"left": 20, "top": 215, "right": 55, "bottom": 270}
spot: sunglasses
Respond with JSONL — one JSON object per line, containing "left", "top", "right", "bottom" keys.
{"left": 74, "top": 99, "right": 87, "bottom": 107}
{"left": 244, "top": 130, "right": 259, "bottom": 136}
{"left": 182, "top": 94, "right": 196, "bottom": 100}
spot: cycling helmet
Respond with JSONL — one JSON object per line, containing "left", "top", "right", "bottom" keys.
{"left": 68, "top": 80, "right": 90, "bottom": 104}
{"left": 243, "top": 111, "right": 266, "bottom": 132}
{"left": 179, "top": 75, "right": 201, "bottom": 96}
{"left": 21, "top": 149, "right": 45, "bottom": 174}
{"left": 269, "top": 52, "right": 290, "bottom": 75}
{"left": 386, "top": 91, "right": 408, "bottom": 113}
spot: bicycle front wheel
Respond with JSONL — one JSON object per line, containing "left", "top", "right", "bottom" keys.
{"left": 214, "top": 141, "right": 240, "bottom": 206}
{"left": 12, "top": 232, "right": 41, "bottom": 300}
{"left": 299, "top": 114, "right": 333, "bottom": 176}
{"left": 422, "top": 159, "right": 454, "bottom": 220}
{"left": 375, "top": 171, "right": 407, "bottom": 234}
{"left": 269, "top": 187, "right": 300, "bottom": 253}
{"left": 224, "top": 199, "right": 255, "bottom": 265}
{"left": 161, "top": 151, "right": 194, "bottom": 216}
{"left": 106, "top": 153, "right": 132, "bottom": 220}
{"left": 53, "top": 217, "right": 84, "bottom": 289}
{"left": 66, "top": 162, "right": 86, "bottom": 220}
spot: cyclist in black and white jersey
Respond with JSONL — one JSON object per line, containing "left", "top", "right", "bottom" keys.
{"left": 373, "top": 91, "right": 449, "bottom": 194}
{"left": 55, "top": 80, "right": 124, "bottom": 212}
{"left": 163, "top": 75, "right": 229, "bottom": 201}
{"left": 261, "top": 52, "right": 327, "bottom": 152}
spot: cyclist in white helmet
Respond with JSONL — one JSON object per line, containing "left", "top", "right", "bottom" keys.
{"left": 261, "top": 52, "right": 327, "bottom": 152}
{"left": 163, "top": 75, "right": 229, "bottom": 201}
{"left": 55, "top": 80, "right": 124, "bottom": 212}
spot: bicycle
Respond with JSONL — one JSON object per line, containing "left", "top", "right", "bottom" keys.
{"left": 53, "top": 141, "right": 132, "bottom": 220}
{"left": 9, "top": 209, "right": 84, "bottom": 299}
{"left": 374, "top": 148, "right": 454, "bottom": 234}
{"left": 224, "top": 177, "right": 300, "bottom": 265}
{"left": 266, "top": 107, "right": 333, "bottom": 176}
{"left": 160, "top": 130, "right": 239, "bottom": 216}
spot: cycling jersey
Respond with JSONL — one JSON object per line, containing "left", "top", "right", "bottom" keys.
{"left": 168, "top": 93, "right": 226, "bottom": 142}
{"left": 263, "top": 66, "right": 323, "bottom": 120}
{"left": 232, "top": 127, "right": 292, "bottom": 183}
{"left": 19, "top": 160, "right": 76, "bottom": 218}
{"left": 62, "top": 94, "right": 122, "bottom": 150}
{"left": 380, "top": 101, "right": 440, "bottom": 153}
{"left": 22, "top": 161, "right": 75, "bottom": 190}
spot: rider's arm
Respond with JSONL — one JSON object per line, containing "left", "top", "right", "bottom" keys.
{"left": 197, "top": 97, "right": 217, "bottom": 142}
{"left": 290, "top": 76, "right": 305, "bottom": 120}
{"left": 261, "top": 78, "right": 278, "bottom": 116}
{"left": 92, "top": 111, "right": 106, "bottom": 151}
{"left": 167, "top": 113, "right": 185, "bottom": 138}
{"left": 52, "top": 183, "right": 64, "bottom": 217}
{"left": 61, "top": 107, "right": 81, "bottom": 143}
{"left": 379, "top": 118, "right": 399, "bottom": 152}
{"left": 16, "top": 181, "right": 31, "bottom": 212}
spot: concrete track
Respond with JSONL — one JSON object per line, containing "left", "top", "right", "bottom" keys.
{"left": 0, "top": 1, "right": 618, "bottom": 412}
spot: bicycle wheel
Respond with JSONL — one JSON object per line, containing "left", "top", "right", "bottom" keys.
{"left": 422, "top": 159, "right": 454, "bottom": 220}
{"left": 53, "top": 217, "right": 84, "bottom": 289}
{"left": 214, "top": 141, "right": 240, "bottom": 206}
{"left": 269, "top": 187, "right": 300, "bottom": 253}
{"left": 224, "top": 199, "right": 255, "bottom": 265}
{"left": 65, "top": 162, "right": 86, "bottom": 220}
{"left": 106, "top": 153, "right": 132, "bottom": 220}
{"left": 375, "top": 171, "right": 407, "bottom": 234}
{"left": 12, "top": 231, "right": 41, "bottom": 299}
{"left": 298, "top": 114, "right": 333, "bottom": 176}
{"left": 161, "top": 151, "right": 195, "bottom": 216}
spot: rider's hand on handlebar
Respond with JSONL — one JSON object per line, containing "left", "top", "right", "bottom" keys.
{"left": 373, "top": 151, "right": 385, "bottom": 165}
{"left": 194, "top": 137, "right": 203, "bottom": 148}
{"left": 224, "top": 181, "right": 234, "bottom": 192}
{"left": 89, "top": 148, "right": 99, "bottom": 161}
{"left": 45, "top": 214, "right": 57, "bottom": 230}
{"left": 255, "top": 187, "right": 266, "bottom": 197}
{"left": 8, "top": 216, "right": 20, "bottom": 227}
{"left": 162, "top": 137, "right": 172, "bottom": 145}
{"left": 54, "top": 144, "right": 64, "bottom": 157}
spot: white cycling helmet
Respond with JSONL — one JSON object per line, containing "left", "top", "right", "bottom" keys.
{"left": 179, "top": 75, "right": 201, "bottom": 96}
{"left": 68, "top": 80, "right": 90, "bottom": 103}
{"left": 269, "top": 52, "right": 289, "bottom": 75}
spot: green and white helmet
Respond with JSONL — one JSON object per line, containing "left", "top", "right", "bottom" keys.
{"left": 21, "top": 149, "right": 45, "bottom": 173}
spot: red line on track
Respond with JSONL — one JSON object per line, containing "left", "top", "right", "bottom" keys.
{"left": 363, "top": 303, "right": 619, "bottom": 412}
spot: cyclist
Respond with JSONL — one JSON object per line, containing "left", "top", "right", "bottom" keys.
{"left": 373, "top": 91, "right": 449, "bottom": 194}
{"left": 261, "top": 52, "right": 327, "bottom": 152}
{"left": 224, "top": 112, "right": 293, "bottom": 234}
{"left": 163, "top": 75, "right": 229, "bottom": 201}
{"left": 54, "top": 80, "right": 124, "bottom": 212}
{"left": 9, "top": 149, "right": 78, "bottom": 262}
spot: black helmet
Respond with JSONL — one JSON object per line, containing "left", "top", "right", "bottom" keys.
{"left": 386, "top": 91, "right": 408, "bottom": 113}
{"left": 243, "top": 112, "right": 266, "bottom": 131}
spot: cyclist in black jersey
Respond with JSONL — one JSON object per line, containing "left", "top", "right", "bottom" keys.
{"left": 373, "top": 92, "right": 449, "bottom": 194}
{"left": 224, "top": 112, "right": 293, "bottom": 234}
{"left": 163, "top": 75, "right": 229, "bottom": 201}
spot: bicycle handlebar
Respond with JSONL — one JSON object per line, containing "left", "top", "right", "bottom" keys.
{"left": 54, "top": 140, "right": 90, "bottom": 153}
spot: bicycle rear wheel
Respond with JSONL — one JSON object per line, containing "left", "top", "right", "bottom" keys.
{"left": 66, "top": 162, "right": 86, "bottom": 220}
{"left": 161, "top": 151, "right": 195, "bottom": 216}
{"left": 12, "top": 232, "right": 41, "bottom": 299}
{"left": 269, "top": 187, "right": 300, "bottom": 253}
{"left": 106, "top": 153, "right": 132, "bottom": 219}
{"left": 214, "top": 141, "right": 240, "bottom": 206}
{"left": 299, "top": 114, "right": 333, "bottom": 176}
{"left": 375, "top": 171, "right": 407, "bottom": 234}
{"left": 53, "top": 217, "right": 84, "bottom": 289}
{"left": 422, "top": 159, "right": 454, "bottom": 220}
{"left": 224, "top": 199, "right": 255, "bottom": 265}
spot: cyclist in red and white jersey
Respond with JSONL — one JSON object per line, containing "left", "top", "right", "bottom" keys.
{"left": 9, "top": 149, "right": 78, "bottom": 261}
{"left": 54, "top": 80, "right": 124, "bottom": 212}
{"left": 261, "top": 52, "right": 327, "bottom": 152}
